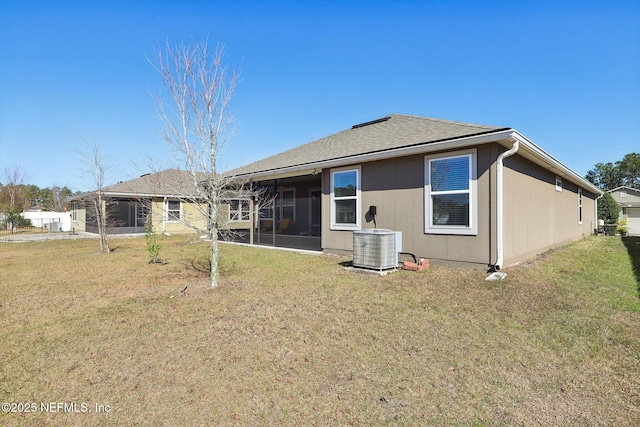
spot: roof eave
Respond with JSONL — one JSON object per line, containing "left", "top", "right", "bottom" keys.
{"left": 237, "top": 129, "right": 516, "bottom": 180}
{"left": 608, "top": 185, "right": 640, "bottom": 193}
{"left": 70, "top": 191, "right": 201, "bottom": 200}
{"left": 510, "top": 131, "right": 603, "bottom": 195}
{"left": 234, "top": 128, "right": 602, "bottom": 196}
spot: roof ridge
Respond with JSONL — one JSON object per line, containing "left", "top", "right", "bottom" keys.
{"left": 609, "top": 185, "right": 640, "bottom": 192}
{"left": 388, "top": 113, "right": 503, "bottom": 130}
{"left": 228, "top": 113, "right": 510, "bottom": 177}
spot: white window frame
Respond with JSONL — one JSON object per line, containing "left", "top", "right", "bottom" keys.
{"left": 330, "top": 166, "right": 361, "bottom": 231}
{"left": 165, "top": 199, "right": 181, "bottom": 222}
{"left": 278, "top": 188, "right": 296, "bottom": 222}
{"left": 228, "top": 199, "right": 251, "bottom": 222}
{"left": 424, "top": 149, "right": 477, "bottom": 236}
{"left": 259, "top": 188, "right": 274, "bottom": 220}
{"left": 578, "top": 188, "right": 583, "bottom": 224}
{"left": 555, "top": 176, "right": 563, "bottom": 192}
{"left": 71, "top": 202, "right": 78, "bottom": 222}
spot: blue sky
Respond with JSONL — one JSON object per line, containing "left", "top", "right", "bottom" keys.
{"left": 1, "top": 0, "right": 638, "bottom": 191}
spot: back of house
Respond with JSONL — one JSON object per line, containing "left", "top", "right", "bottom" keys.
{"left": 226, "top": 114, "right": 601, "bottom": 269}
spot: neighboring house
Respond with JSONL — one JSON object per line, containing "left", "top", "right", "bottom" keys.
{"left": 22, "top": 209, "right": 73, "bottom": 232}
{"left": 71, "top": 169, "right": 210, "bottom": 235}
{"left": 227, "top": 114, "right": 602, "bottom": 270}
{"left": 608, "top": 186, "right": 640, "bottom": 235}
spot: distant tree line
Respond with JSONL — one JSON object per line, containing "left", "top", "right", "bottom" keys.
{"left": 585, "top": 152, "right": 640, "bottom": 191}
{"left": 0, "top": 165, "right": 76, "bottom": 213}
{"left": 585, "top": 152, "right": 639, "bottom": 225}
{"left": 0, "top": 183, "right": 74, "bottom": 212}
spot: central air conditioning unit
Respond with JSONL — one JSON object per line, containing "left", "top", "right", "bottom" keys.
{"left": 353, "top": 229, "right": 402, "bottom": 271}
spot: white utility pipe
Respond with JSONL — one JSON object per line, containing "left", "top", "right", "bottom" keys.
{"left": 162, "top": 196, "right": 167, "bottom": 233}
{"left": 495, "top": 136, "right": 520, "bottom": 270}
{"left": 595, "top": 194, "right": 604, "bottom": 232}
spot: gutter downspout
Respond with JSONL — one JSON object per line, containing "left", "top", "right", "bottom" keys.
{"left": 249, "top": 180, "right": 254, "bottom": 245}
{"left": 595, "top": 194, "right": 604, "bottom": 233}
{"left": 162, "top": 196, "right": 167, "bottom": 233}
{"left": 494, "top": 135, "right": 520, "bottom": 271}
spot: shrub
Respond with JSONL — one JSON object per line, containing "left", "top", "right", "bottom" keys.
{"left": 598, "top": 192, "right": 619, "bottom": 224}
{"left": 144, "top": 223, "right": 162, "bottom": 263}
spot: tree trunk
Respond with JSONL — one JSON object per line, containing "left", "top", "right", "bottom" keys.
{"left": 209, "top": 196, "right": 219, "bottom": 287}
{"left": 210, "top": 232, "right": 219, "bottom": 287}
{"left": 93, "top": 201, "right": 104, "bottom": 253}
{"left": 94, "top": 195, "right": 110, "bottom": 254}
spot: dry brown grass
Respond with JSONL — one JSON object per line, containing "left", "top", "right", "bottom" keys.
{"left": 0, "top": 235, "right": 638, "bottom": 426}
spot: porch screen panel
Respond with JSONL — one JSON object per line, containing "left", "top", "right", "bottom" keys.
{"left": 137, "top": 199, "right": 150, "bottom": 226}
{"left": 280, "top": 189, "right": 295, "bottom": 221}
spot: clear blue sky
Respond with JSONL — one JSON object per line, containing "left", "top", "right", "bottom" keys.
{"left": 1, "top": 0, "right": 639, "bottom": 191}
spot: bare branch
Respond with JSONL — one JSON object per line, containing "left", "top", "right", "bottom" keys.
{"left": 73, "top": 137, "right": 113, "bottom": 253}
{"left": 2, "top": 165, "right": 29, "bottom": 208}
{"left": 151, "top": 38, "right": 242, "bottom": 287}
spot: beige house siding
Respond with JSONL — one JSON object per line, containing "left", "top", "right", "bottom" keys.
{"left": 76, "top": 197, "right": 250, "bottom": 235}
{"left": 150, "top": 199, "right": 207, "bottom": 234}
{"left": 218, "top": 202, "right": 253, "bottom": 230}
{"left": 611, "top": 188, "right": 640, "bottom": 205}
{"left": 610, "top": 187, "right": 640, "bottom": 235}
{"left": 502, "top": 154, "right": 596, "bottom": 266}
{"left": 71, "top": 201, "right": 87, "bottom": 232}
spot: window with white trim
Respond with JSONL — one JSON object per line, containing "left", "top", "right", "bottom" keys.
{"left": 279, "top": 188, "right": 295, "bottom": 222}
{"left": 71, "top": 202, "right": 78, "bottom": 222}
{"left": 331, "top": 166, "right": 361, "bottom": 230}
{"left": 578, "top": 188, "right": 583, "bottom": 224}
{"left": 424, "top": 150, "right": 477, "bottom": 235}
{"left": 555, "top": 176, "right": 563, "bottom": 192}
{"left": 228, "top": 199, "right": 250, "bottom": 222}
{"left": 166, "top": 199, "right": 181, "bottom": 221}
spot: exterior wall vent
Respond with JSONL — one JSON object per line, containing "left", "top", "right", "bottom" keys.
{"left": 353, "top": 229, "right": 402, "bottom": 271}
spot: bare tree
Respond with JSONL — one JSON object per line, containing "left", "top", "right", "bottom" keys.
{"left": 151, "top": 39, "right": 240, "bottom": 287}
{"left": 51, "top": 184, "right": 73, "bottom": 212}
{"left": 2, "top": 165, "right": 28, "bottom": 208}
{"left": 74, "top": 138, "right": 112, "bottom": 253}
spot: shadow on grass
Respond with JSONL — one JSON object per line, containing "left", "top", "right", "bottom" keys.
{"left": 621, "top": 236, "right": 640, "bottom": 299}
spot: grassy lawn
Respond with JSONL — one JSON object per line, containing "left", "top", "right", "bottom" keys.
{"left": 0, "top": 235, "right": 638, "bottom": 426}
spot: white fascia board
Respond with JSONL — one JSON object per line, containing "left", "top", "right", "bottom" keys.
{"left": 242, "top": 168, "right": 317, "bottom": 182}
{"left": 242, "top": 130, "right": 515, "bottom": 180}
{"left": 103, "top": 192, "right": 201, "bottom": 199}
{"left": 510, "top": 131, "right": 603, "bottom": 195}
{"left": 239, "top": 129, "right": 602, "bottom": 196}
{"left": 608, "top": 186, "right": 640, "bottom": 194}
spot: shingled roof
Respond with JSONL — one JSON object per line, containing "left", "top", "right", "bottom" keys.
{"left": 231, "top": 114, "right": 509, "bottom": 177}
{"left": 102, "top": 169, "right": 206, "bottom": 197}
